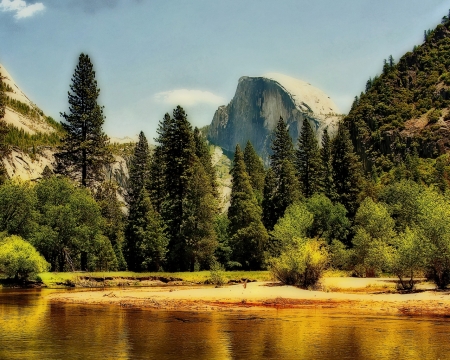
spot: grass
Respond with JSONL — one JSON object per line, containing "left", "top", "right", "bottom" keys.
{"left": 37, "top": 270, "right": 272, "bottom": 288}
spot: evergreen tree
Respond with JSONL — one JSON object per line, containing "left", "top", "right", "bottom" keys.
{"left": 55, "top": 53, "right": 113, "bottom": 188}
{"left": 95, "top": 181, "right": 127, "bottom": 270}
{"left": 270, "top": 116, "right": 294, "bottom": 174}
{"left": 126, "top": 188, "right": 168, "bottom": 271}
{"left": 320, "top": 127, "right": 335, "bottom": 200}
{"left": 181, "top": 160, "right": 218, "bottom": 271}
{"left": 331, "top": 122, "right": 363, "bottom": 217}
{"left": 262, "top": 116, "right": 299, "bottom": 230}
{"left": 295, "top": 119, "right": 322, "bottom": 197}
{"left": 228, "top": 144, "right": 268, "bottom": 269}
{"left": 262, "top": 168, "right": 278, "bottom": 231}
{"left": 193, "top": 127, "right": 218, "bottom": 198}
{"left": 147, "top": 145, "right": 165, "bottom": 213}
{"left": 243, "top": 140, "right": 265, "bottom": 200}
{"left": 126, "top": 131, "right": 150, "bottom": 207}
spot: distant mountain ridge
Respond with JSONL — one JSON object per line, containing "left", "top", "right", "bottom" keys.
{"left": 207, "top": 73, "right": 341, "bottom": 165}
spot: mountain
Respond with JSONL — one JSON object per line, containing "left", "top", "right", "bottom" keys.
{"left": 0, "top": 63, "right": 130, "bottom": 184}
{"left": 344, "top": 19, "right": 450, "bottom": 171}
{"left": 207, "top": 73, "right": 341, "bottom": 165}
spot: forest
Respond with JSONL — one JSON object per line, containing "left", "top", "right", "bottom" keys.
{"left": 2, "top": 15, "right": 450, "bottom": 292}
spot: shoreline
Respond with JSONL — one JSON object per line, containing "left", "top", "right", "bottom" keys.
{"left": 47, "top": 279, "right": 450, "bottom": 317}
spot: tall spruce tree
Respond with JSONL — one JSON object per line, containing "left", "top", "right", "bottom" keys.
{"left": 181, "top": 160, "right": 218, "bottom": 271}
{"left": 193, "top": 127, "right": 218, "bottom": 198}
{"left": 147, "top": 145, "right": 166, "bottom": 213}
{"left": 295, "top": 119, "right": 322, "bottom": 197}
{"left": 126, "top": 131, "right": 150, "bottom": 207}
{"left": 270, "top": 116, "right": 294, "bottom": 174}
{"left": 55, "top": 53, "right": 113, "bottom": 188}
{"left": 243, "top": 140, "right": 265, "bottom": 200}
{"left": 228, "top": 144, "right": 268, "bottom": 269}
{"left": 320, "top": 127, "right": 335, "bottom": 200}
{"left": 0, "top": 73, "right": 9, "bottom": 183}
{"left": 331, "top": 122, "right": 363, "bottom": 217}
{"left": 262, "top": 116, "right": 299, "bottom": 230}
{"left": 126, "top": 188, "right": 168, "bottom": 271}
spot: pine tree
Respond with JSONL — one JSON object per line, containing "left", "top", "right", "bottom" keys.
{"left": 55, "top": 53, "right": 113, "bottom": 188}
{"left": 228, "top": 144, "right": 268, "bottom": 269}
{"left": 331, "top": 122, "right": 363, "bottom": 217}
{"left": 181, "top": 160, "right": 218, "bottom": 271}
{"left": 243, "top": 140, "right": 265, "bottom": 200}
{"left": 95, "top": 181, "right": 127, "bottom": 270}
{"left": 126, "top": 131, "right": 150, "bottom": 207}
{"left": 147, "top": 145, "right": 165, "bottom": 213}
{"left": 262, "top": 168, "right": 278, "bottom": 230}
{"left": 295, "top": 119, "right": 322, "bottom": 197}
{"left": 125, "top": 188, "right": 168, "bottom": 271}
{"left": 320, "top": 127, "right": 335, "bottom": 200}
{"left": 193, "top": 127, "right": 218, "bottom": 198}
{"left": 270, "top": 117, "right": 294, "bottom": 174}
{"left": 262, "top": 116, "right": 299, "bottom": 230}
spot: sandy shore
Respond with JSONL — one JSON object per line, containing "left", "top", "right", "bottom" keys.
{"left": 47, "top": 278, "right": 450, "bottom": 317}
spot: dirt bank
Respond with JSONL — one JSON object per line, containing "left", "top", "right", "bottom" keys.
{"left": 47, "top": 277, "right": 450, "bottom": 317}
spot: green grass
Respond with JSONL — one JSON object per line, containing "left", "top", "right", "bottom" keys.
{"left": 37, "top": 270, "right": 272, "bottom": 288}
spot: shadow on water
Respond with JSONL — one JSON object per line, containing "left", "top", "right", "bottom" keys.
{"left": 1, "top": 289, "right": 450, "bottom": 359}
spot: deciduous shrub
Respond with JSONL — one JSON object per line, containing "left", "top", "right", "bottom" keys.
{"left": 0, "top": 235, "right": 49, "bottom": 280}
{"left": 269, "top": 238, "right": 328, "bottom": 288}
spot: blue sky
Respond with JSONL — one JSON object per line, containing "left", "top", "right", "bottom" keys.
{"left": 0, "top": 0, "right": 449, "bottom": 141}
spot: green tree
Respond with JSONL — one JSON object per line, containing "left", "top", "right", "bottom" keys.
{"left": 228, "top": 144, "right": 268, "bottom": 269}
{"left": 270, "top": 201, "right": 313, "bottom": 256}
{"left": 194, "top": 127, "right": 218, "bottom": 198}
{"left": 416, "top": 188, "right": 450, "bottom": 288}
{"left": 305, "top": 194, "right": 350, "bottom": 245}
{"left": 0, "top": 235, "right": 49, "bottom": 280}
{"left": 147, "top": 145, "right": 166, "bottom": 213}
{"left": 263, "top": 117, "right": 299, "bottom": 230}
{"left": 126, "top": 188, "right": 168, "bottom": 271}
{"left": 32, "top": 176, "right": 111, "bottom": 271}
{"left": 55, "top": 53, "right": 113, "bottom": 188}
{"left": 270, "top": 116, "right": 294, "bottom": 173}
{"left": 155, "top": 107, "right": 198, "bottom": 271}
{"left": 391, "top": 227, "right": 426, "bottom": 290}
{"left": 243, "top": 140, "right": 265, "bottom": 201}
{"left": 320, "top": 127, "right": 335, "bottom": 200}
{"left": 331, "top": 123, "right": 363, "bottom": 216}
{"left": 0, "top": 180, "right": 36, "bottom": 238}
{"left": 126, "top": 131, "right": 150, "bottom": 207}
{"left": 181, "top": 160, "right": 218, "bottom": 271}
{"left": 295, "top": 119, "right": 322, "bottom": 197}
{"left": 352, "top": 198, "right": 395, "bottom": 277}
{"left": 95, "top": 181, "right": 127, "bottom": 270}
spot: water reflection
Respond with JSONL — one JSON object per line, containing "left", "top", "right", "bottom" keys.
{"left": 1, "top": 289, "right": 450, "bottom": 359}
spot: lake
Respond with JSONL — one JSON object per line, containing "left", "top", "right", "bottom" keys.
{"left": 1, "top": 288, "right": 450, "bottom": 359}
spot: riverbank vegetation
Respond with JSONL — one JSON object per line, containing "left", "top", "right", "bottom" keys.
{"left": 3, "top": 13, "right": 450, "bottom": 293}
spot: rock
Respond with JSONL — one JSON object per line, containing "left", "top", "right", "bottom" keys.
{"left": 208, "top": 73, "right": 341, "bottom": 165}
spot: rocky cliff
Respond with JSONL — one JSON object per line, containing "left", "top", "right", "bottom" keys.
{"left": 208, "top": 73, "right": 341, "bottom": 164}
{"left": 1, "top": 63, "right": 130, "bottom": 184}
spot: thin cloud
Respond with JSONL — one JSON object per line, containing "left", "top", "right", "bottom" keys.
{"left": 154, "top": 89, "right": 226, "bottom": 107}
{"left": 0, "top": 0, "right": 45, "bottom": 19}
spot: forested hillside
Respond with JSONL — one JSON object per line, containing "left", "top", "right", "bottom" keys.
{"left": 345, "top": 15, "right": 450, "bottom": 172}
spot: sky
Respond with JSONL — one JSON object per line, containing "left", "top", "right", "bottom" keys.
{"left": 0, "top": 0, "right": 449, "bottom": 141}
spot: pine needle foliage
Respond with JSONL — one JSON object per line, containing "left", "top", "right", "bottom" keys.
{"left": 55, "top": 53, "right": 113, "bottom": 188}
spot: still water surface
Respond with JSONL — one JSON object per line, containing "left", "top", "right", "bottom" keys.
{"left": 1, "top": 288, "right": 450, "bottom": 359}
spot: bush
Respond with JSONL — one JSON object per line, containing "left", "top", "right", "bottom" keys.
{"left": 0, "top": 235, "right": 49, "bottom": 280}
{"left": 269, "top": 238, "right": 328, "bottom": 288}
{"left": 209, "top": 259, "right": 225, "bottom": 286}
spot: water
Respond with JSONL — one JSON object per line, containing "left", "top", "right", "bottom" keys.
{"left": 1, "top": 288, "right": 450, "bottom": 359}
